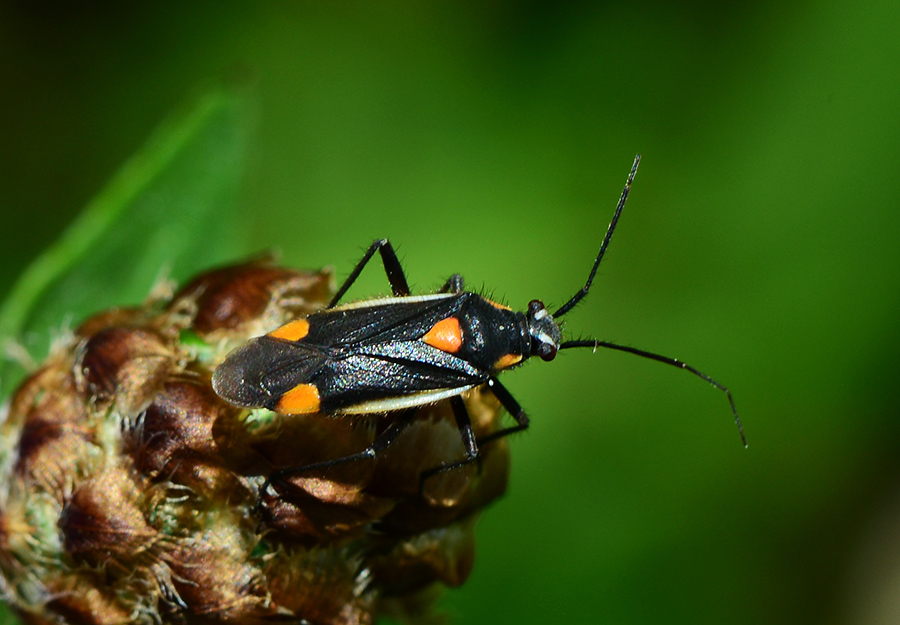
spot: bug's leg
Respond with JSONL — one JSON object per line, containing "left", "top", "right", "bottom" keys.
{"left": 418, "top": 395, "right": 479, "bottom": 497}
{"left": 259, "top": 410, "right": 417, "bottom": 500}
{"left": 328, "top": 239, "right": 411, "bottom": 308}
{"left": 438, "top": 274, "right": 465, "bottom": 294}
{"left": 477, "top": 376, "right": 531, "bottom": 447}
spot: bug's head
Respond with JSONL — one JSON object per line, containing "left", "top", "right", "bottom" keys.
{"left": 526, "top": 299, "right": 561, "bottom": 362}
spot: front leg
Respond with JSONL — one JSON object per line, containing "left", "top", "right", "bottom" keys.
{"left": 439, "top": 274, "right": 465, "bottom": 294}
{"left": 477, "top": 377, "right": 530, "bottom": 447}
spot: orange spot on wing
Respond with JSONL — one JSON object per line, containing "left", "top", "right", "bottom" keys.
{"left": 276, "top": 384, "right": 321, "bottom": 414}
{"left": 268, "top": 319, "right": 310, "bottom": 342}
{"left": 422, "top": 317, "right": 463, "bottom": 353}
{"left": 494, "top": 353, "right": 523, "bottom": 370}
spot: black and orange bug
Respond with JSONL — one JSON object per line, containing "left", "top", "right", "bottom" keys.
{"left": 211, "top": 155, "right": 745, "bottom": 495}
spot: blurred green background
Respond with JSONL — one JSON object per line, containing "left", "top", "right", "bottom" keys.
{"left": 2, "top": 2, "right": 899, "bottom": 624}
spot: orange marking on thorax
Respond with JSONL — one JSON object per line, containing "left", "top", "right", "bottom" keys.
{"left": 422, "top": 317, "right": 463, "bottom": 353}
{"left": 494, "top": 353, "right": 523, "bottom": 370}
{"left": 276, "top": 383, "right": 321, "bottom": 414}
{"left": 485, "top": 298, "right": 512, "bottom": 311}
{"left": 268, "top": 319, "right": 310, "bottom": 342}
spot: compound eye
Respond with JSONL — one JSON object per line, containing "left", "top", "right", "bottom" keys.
{"left": 538, "top": 342, "right": 557, "bottom": 362}
{"left": 527, "top": 299, "right": 545, "bottom": 316}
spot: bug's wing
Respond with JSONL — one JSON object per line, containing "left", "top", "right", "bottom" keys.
{"left": 212, "top": 337, "right": 328, "bottom": 409}
{"left": 310, "top": 296, "right": 463, "bottom": 346}
{"left": 319, "top": 340, "right": 487, "bottom": 413}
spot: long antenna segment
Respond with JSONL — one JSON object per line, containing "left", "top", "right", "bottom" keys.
{"left": 552, "top": 154, "right": 641, "bottom": 319}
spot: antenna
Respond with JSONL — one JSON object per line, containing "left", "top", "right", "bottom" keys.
{"left": 559, "top": 339, "right": 746, "bottom": 446}
{"left": 552, "top": 154, "right": 641, "bottom": 319}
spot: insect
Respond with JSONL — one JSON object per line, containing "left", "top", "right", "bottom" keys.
{"left": 211, "top": 155, "right": 745, "bottom": 495}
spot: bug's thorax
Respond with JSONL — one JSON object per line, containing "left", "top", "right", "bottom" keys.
{"left": 413, "top": 294, "right": 560, "bottom": 373}
{"left": 438, "top": 293, "right": 533, "bottom": 373}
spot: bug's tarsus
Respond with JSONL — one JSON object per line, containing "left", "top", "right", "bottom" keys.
{"left": 328, "top": 238, "right": 410, "bottom": 308}
{"left": 559, "top": 339, "right": 746, "bottom": 447}
{"left": 553, "top": 154, "right": 641, "bottom": 319}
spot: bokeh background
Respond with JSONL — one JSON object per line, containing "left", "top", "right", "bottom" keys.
{"left": 2, "top": 2, "right": 899, "bottom": 624}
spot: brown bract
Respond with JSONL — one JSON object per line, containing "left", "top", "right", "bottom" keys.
{"left": 0, "top": 259, "right": 509, "bottom": 625}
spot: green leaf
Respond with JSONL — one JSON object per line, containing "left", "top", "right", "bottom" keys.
{"left": 0, "top": 88, "right": 248, "bottom": 400}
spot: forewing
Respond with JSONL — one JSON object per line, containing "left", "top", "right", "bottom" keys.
{"left": 212, "top": 337, "right": 328, "bottom": 409}
{"left": 308, "top": 296, "right": 464, "bottom": 346}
